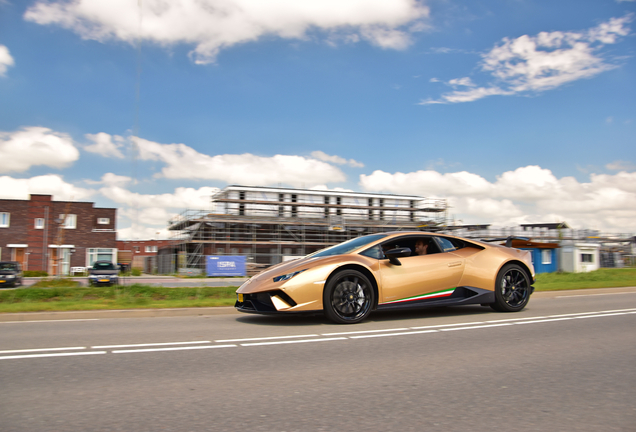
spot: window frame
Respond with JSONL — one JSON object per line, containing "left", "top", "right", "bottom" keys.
{"left": 35, "top": 218, "right": 45, "bottom": 229}
{"left": 60, "top": 214, "right": 77, "bottom": 229}
{"left": 0, "top": 212, "right": 9, "bottom": 228}
{"left": 541, "top": 249, "right": 552, "bottom": 265}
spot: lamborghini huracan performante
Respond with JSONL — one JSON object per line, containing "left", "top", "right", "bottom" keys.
{"left": 235, "top": 232, "right": 535, "bottom": 324}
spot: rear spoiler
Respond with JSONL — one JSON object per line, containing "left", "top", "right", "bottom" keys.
{"left": 481, "top": 236, "right": 529, "bottom": 248}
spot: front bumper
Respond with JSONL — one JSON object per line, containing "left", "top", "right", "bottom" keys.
{"left": 89, "top": 277, "right": 119, "bottom": 286}
{"left": 0, "top": 276, "right": 18, "bottom": 287}
{"left": 235, "top": 290, "right": 306, "bottom": 314}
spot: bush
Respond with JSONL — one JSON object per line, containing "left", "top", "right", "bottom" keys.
{"left": 131, "top": 268, "right": 142, "bottom": 276}
{"left": 23, "top": 270, "right": 49, "bottom": 277}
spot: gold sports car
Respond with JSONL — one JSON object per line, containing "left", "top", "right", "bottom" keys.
{"left": 235, "top": 231, "right": 535, "bottom": 324}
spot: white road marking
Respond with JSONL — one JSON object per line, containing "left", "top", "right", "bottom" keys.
{"left": 93, "top": 341, "right": 211, "bottom": 349}
{"left": 440, "top": 322, "right": 514, "bottom": 331}
{"left": 0, "top": 319, "right": 100, "bottom": 324}
{"left": 0, "top": 346, "right": 86, "bottom": 354}
{"left": 322, "top": 328, "right": 410, "bottom": 336}
{"left": 350, "top": 329, "right": 438, "bottom": 339}
{"left": 241, "top": 337, "right": 346, "bottom": 347}
{"left": 216, "top": 334, "right": 319, "bottom": 343}
{"left": 410, "top": 321, "right": 485, "bottom": 330}
{"left": 556, "top": 292, "right": 636, "bottom": 298}
{"left": 113, "top": 344, "right": 236, "bottom": 354}
{"left": 4, "top": 308, "right": 635, "bottom": 360}
{"left": 0, "top": 351, "right": 106, "bottom": 360}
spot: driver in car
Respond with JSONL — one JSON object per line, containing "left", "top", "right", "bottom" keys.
{"left": 414, "top": 239, "right": 429, "bottom": 256}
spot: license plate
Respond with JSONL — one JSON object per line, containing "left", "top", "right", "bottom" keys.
{"left": 0, "top": 280, "right": 5, "bottom": 283}
{"left": 99, "top": 279, "right": 109, "bottom": 282}
{"left": 238, "top": 293, "right": 244, "bottom": 302}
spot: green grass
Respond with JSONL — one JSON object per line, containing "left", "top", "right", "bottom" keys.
{"left": 534, "top": 268, "right": 636, "bottom": 291}
{"left": 0, "top": 284, "right": 239, "bottom": 313}
{"left": 29, "top": 278, "right": 82, "bottom": 288}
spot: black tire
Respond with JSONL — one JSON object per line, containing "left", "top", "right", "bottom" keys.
{"left": 323, "top": 270, "right": 374, "bottom": 324}
{"left": 490, "top": 264, "right": 531, "bottom": 312}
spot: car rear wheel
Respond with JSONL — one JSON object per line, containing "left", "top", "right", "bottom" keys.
{"left": 491, "top": 264, "right": 531, "bottom": 312}
{"left": 323, "top": 270, "right": 374, "bottom": 324}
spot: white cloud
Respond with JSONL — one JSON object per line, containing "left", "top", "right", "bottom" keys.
{"left": 0, "top": 44, "right": 14, "bottom": 76}
{"left": 134, "top": 137, "right": 347, "bottom": 186}
{"left": 447, "top": 77, "right": 475, "bottom": 87}
{"left": 359, "top": 165, "right": 636, "bottom": 232}
{"left": 24, "top": 0, "right": 429, "bottom": 64}
{"left": 0, "top": 175, "right": 94, "bottom": 200}
{"left": 100, "top": 184, "right": 219, "bottom": 211}
{"left": 311, "top": 150, "right": 364, "bottom": 168}
{"left": 606, "top": 160, "right": 636, "bottom": 171}
{"left": 85, "top": 172, "right": 133, "bottom": 186}
{"left": 0, "top": 127, "right": 80, "bottom": 173}
{"left": 421, "top": 15, "right": 632, "bottom": 104}
{"left": 84, "top": 132, "right": 126, "bottom": 158}
{"left": 101, "top": 184, "right": 221, "bottom": 238}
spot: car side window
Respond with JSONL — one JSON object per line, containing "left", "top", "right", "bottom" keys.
{"left": 360, "top": 245, "right": 384, "bottom": 259}
{"left": 435, "top": 237, "right": 457, "bottom": 253}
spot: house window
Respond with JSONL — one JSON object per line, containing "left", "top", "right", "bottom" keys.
{"left": 541, "top": 249, "right": 552, "bottom": 265}
{"left": 97, "top": 218, "right": 110, "bottom": 225}
{"left": 59, "top": 214, "right": 77, "bottom": 229}
{"left": 87, "top": 248, "right": 116, "bottom": 267}
{"left": 134, "top": 246, "right": 140, "bottom": 253}
{"left": 581, "top": 253, "right": 594, "bottom": 263}
{"left": 35, "top": 218, "right": 45, "bottom": 229}
{"left": 145, "top": 246, "right": 158, "bottom": 253}
{"left": 0, "top": 212, "right": 9, "bottom": 227}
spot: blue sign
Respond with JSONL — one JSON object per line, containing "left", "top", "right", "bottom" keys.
{"left": 206, "top": 256, "right": 246, "bottom": 277}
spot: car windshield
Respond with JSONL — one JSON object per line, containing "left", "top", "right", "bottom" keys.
{"left": 308, "top": 234, "right": 387, "bottom": 258}
{"left": 94, "top": 262, "right": 115, "bottom": 270}
{"left": 0, "top": 263, "right": 17, "bottom": 271}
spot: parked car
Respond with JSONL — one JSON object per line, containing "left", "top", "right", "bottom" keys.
{"left": 0, "top": 261, "right": 23, "bottom": 288}
{"left": 236, "top": 231, "right": 535, "bottom": 324}
{"left": 88, "top": 261, "right": 120, "bottom": 286}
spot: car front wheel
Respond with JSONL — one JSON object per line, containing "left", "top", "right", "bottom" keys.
{"left": 323, "top": 270, "right": 374, "bottom": 324}
{"left": 491, "top": 264, "right": 531, "bottom": 312}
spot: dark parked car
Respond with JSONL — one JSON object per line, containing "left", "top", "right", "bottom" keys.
{"left": 88, "top": 261, "right": 120, "bottom": 286}
{"left": 0, "top": 261, "right": 23, "bottom": 288}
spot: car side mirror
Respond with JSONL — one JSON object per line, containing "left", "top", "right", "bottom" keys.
{"left": 385, "top": 247, "right": 411, "bottom": 266}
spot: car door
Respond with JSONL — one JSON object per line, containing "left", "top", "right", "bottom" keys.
{"left": 379, "top": 237, "right": 465, "bottom": 304}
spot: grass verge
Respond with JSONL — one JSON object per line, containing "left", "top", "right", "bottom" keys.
{"left": 1, "top": 268, "right": 635, "bottom": 313}
{"left": 534, "top": 268, "right": 636, "bottom": 291}
{"left": 0, "top": 284, "right": 238, "bottom": 313}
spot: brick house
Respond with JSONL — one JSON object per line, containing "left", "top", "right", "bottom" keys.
{"left": 0, "top": 195, "right": 117, "bottom": 275}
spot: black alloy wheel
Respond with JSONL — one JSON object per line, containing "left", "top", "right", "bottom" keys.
{"left": 491, "top": 263, "right": 531, "bottom": 312}
{"left": 323, "top": 270, "right": 374, "bottom": 324}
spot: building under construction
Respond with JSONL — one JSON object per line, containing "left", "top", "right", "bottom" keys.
{"left": 160, "top": 185, "right": 448, "bottom": 274}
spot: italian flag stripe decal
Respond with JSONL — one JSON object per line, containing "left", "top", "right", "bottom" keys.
{"left": 382, "top": 288, "right": 456, "bottom": 305}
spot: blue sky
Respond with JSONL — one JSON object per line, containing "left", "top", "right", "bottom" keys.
{"left": 1, "top": 0, "right": 635, "bottom": 238}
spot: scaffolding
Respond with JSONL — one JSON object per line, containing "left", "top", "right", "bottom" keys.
{"left": 161, "top": 186, "right": 449, "bottom": 275}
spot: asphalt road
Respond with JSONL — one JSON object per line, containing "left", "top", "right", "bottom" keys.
{"left": 1, "top": 289, "right": 635, "bottom": 432}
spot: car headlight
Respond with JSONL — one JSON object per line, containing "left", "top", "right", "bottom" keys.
{"left": 273, "top": 269, "right": 306, "bottom": 283}
{"left": 6, "top": 275, "right": 15, "bottom": 279}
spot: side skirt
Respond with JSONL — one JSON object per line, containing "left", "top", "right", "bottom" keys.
{"left": 377, "top": 287, "right": 495, "bottom": 311}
